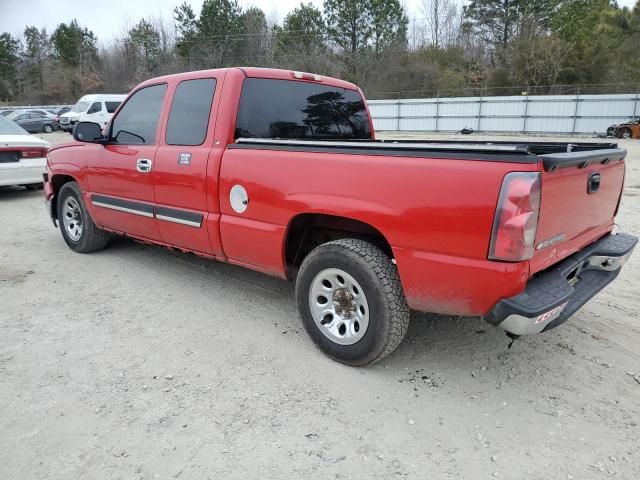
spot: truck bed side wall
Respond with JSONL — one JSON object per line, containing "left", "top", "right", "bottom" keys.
{"left": 218, "top": 148, "right": 537, "bottom": 315}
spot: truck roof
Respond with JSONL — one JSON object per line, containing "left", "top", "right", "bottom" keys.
{"left": 135, "top": 67, "right": 360, "bottom": 92}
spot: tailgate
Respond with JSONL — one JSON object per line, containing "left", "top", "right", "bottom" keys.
{"left": 530, "top": 149, "right": 626, "bottom": 274}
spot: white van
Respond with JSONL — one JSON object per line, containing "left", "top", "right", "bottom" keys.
{"left": 59, "top": 94, "right": 127, "bottom": 132}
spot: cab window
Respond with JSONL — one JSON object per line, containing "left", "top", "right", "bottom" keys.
{"left": 105, "top": 101, "right": 121, "bottom": 114}
{"left": 110, "top": 84, "right": 167, "bottom": 145}
{"left": 87, "top": 102, "right": 102, "bottom": 114}
{"left": 166, "top": 78, "right": 216, "bottom": 146}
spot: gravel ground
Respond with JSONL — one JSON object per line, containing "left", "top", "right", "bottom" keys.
{"left": 1, "top": 132, "right": 639, "bottom": 479}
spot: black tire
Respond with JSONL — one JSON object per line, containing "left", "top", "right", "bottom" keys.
{"left": 24, "top": 183, "right": 43, "bottom": 190}
{"left": 43, "top": 124, "right": 53, "bottom": 133}
{"left": 57, "top": 181, "right": 110, "bottom": 253}
{"left": 617, "top": 127, "right": 632, "bottom": 139}
{"left": 295, "top": 238, "right": 410, "bottom": 366}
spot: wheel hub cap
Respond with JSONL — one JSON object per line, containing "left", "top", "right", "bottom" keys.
{"left": 62, "top": 197, "right": 83, "bottom": 242}
{"left": 309, "top": 268, "right": 370, "bottom": 345}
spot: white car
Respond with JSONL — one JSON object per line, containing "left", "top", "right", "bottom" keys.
{"left": 58, "top": 94, "right": 126, "bottom": 132}
{"left": 0, "top": 115, "right": 49, "bottom": 189}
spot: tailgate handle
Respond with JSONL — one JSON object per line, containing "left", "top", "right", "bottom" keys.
{"left": 587, "top": 172, "right": 601, "bottom": 194}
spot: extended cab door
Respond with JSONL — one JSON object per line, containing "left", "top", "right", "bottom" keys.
{"left": 153, "top": 75, "right": 223, "bottom": 255}
{"left": 86, "top": 83, "right": 168, "bottom": 240}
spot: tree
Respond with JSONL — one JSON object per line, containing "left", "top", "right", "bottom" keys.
{"left": 239, "top": 7, "right": 269, "bottom": 65}
{"left": 274, "top": 3, "right": 327, "bottom": 72}
{"left": 22, "top": 26, "right": 50, "bottom": 94}
{"left": 323, "top": 0, "right": 374, "bottom": 81}
{"left": 51, "top": 19, "right": 97, "bottom": 67}
{"left": 422, "top": 0, "right": 460, "bottom": 48}
{"left": 370, "top": 0, "right": 408, "bottom": 58}
{"left": 128, "top": 19, "right": 161, "bottom": 73}
{"left": 51, "top": 20, "right": 100, "bottom": 96}
{"left": 0, "top": 33, "right": 19, "bottom": 99}
{"left": 174, "top": 2, "right": 198, "bottom": 58}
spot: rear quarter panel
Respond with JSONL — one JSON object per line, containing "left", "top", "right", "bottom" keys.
{"left": 218, "top": 148, "right": 537, "bottom": 314}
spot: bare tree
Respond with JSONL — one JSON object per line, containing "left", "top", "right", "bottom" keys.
{"left": 421, "top": 0, "right": 460, "bottom": 48}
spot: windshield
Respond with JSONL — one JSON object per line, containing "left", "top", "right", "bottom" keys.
{"left": 71, "top": 101, "right": 90, "bottom": 113}
{"left": 0, "top": 115, "right": 28, "bottom": 135}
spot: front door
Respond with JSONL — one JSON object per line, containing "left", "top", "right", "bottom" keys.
{"left": 86, "top": 83, "right": 168, "bottom": 240}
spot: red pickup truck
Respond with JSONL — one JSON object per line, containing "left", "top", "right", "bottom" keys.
{"left": 44, "top": 67, "right": 637, "bottom": 365}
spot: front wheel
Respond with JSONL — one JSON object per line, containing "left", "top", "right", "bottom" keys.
{"left": 295, "top": 239, "right": 410, "bottom": 366}
{"left": 57, "top": 181, "right": 110, "bottom": 253}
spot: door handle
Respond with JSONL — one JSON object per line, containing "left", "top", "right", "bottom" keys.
{"left": 136, "top": 158, "right": 153, "bottom": 173}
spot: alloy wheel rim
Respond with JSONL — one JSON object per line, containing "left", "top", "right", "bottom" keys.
{"left": 62, "top": 197, "right": 83, "bottom": 241}
{"left": 308, "top": 268, "right": 370, "bottom": 345}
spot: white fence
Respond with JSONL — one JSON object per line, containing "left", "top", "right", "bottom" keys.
{"left": 368, "top": 93, "right": 640, "bottom": 135}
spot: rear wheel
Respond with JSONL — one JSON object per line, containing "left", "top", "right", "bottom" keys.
{"left": 43, "top": 124, "right": 54, "bottom": 133}
{"left": 295, "top": 239, "right": 410, "bottom": 366}
{"left": 618, "top": 127, "right": 632, "bottom": 139}
{"left": 57, "top": 181, "right": 110, "bottom": 253}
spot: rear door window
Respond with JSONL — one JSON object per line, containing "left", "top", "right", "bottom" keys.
{"left": 166, "top": 78, "right": 217, "bottom": 146}
{"left": 105, "top": 101, "right": 121, "bottom": 113}
{"left": 110, "top": 84, "right": 167, "bottom": 145}
{"left": 235, "top": 78, "right": 371, "bottom": 140}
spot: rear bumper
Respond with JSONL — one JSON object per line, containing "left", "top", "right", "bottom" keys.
{"left": 483, "top": 232, "right": 637, "bottom": 335}
{"left": 0, "top": 158, "right": 46, "bottom": 187}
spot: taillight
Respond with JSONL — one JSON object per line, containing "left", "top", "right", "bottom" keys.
{"left": 489, "top": 172, "right": 541, "bottom": 262}
{"left": 19, "top": 148, "right": 48, "bottom": 158}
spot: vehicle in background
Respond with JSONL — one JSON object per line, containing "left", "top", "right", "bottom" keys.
{"left": 0, "top": 115, "right": 49, "bottom": 189}
{"left": 607, "top": 118, "right": 640, "bottom": 139}
{"left": 56, "top": 106, "right": 71, "bottom": 116}
{"left": 11, "top": 112, "right": 58, "bottom": 133}
{"left": 0, "top": 110, "right": 14, "bottom": 117}
{"left": 58, "top": 94, "right": 126, "bottom": 132}
{"left": 6, "top": 109, "right": 57, "bottom": 121}
{"left": 44, "top": 68, "right": 636, "bottom": 365}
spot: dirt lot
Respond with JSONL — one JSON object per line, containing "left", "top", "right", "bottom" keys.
{"left": 1, "top": 132, "right": 639, "bottom": 479}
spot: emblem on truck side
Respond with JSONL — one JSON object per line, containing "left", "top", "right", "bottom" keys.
{"left": 178, "top": 152, "right": 192, "bottom": 165}
{"left": 536, "top": 233, "right": 566, "bottom": 250}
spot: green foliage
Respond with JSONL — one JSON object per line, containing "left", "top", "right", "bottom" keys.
{"left": 0, "top": 33, "right": 19, "bottom": 98}
{"left": 51, "top": 19, "right": 97, "bottom": 67}
{"left": 174, "top": 2, "right": 198, "bottom": 58}
{"left": 370, "top": 0, "right": 408, "bottom": 58}
{"left": 274, "top": 3, "right": 326, "bottom": 71}
{"left": 128, "top": 19, "right": 161, "bottom": 72}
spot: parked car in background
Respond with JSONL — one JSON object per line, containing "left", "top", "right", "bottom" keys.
{"left": 607, "top": 118, "right": 640, "bottom": 139}
{"left": 59, "top": 94, "right": 126, "bottom": 132}
{"left": 0, "top": 110, "right": 14, "bottom": 117}
{"left": 0, "top": 115, "right": 48, "bottom": 189}
{"left": 11, "top": 112, "right": 59, "bottom": 133}
{"left": 56, "top": 106, "right": 71, "bottom": 116}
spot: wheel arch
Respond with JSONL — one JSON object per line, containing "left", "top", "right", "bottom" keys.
{"left": 283, "top": 212, "right": 394, "bottom": 280}
{"left": 50, "top": 174, "right": 78, "bottom": 219}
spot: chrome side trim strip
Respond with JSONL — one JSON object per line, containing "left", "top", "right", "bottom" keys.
{"left": 156, "top": 214, "right": 201, "bottom": 228}
{"left": 91, "top": 201, "right": 154, "bottom": 218}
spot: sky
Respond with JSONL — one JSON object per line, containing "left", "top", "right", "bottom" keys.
{"left": 0, "top": 0, "right": 425, "bottom": 42}
{"left": 0, "top": 0, "right": 637, "bottom": 42}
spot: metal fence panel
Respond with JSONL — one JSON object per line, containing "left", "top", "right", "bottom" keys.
{"left": 368, "top": 93, "right": 639, "bottom": 134}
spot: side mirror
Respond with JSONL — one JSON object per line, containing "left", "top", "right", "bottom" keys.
{"left": 73, "top": 122, "right": 106, "bottom": 143}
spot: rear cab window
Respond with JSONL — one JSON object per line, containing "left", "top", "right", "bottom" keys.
{"left": 235, "top": 78, "right": 371, "bottom": 140}
{"left": 166, "top": 78, "right": 217, "bottom": 146}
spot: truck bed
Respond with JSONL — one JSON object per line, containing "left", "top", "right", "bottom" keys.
{"left": 233, "top": 138, "right": 625, "bottom": 170}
